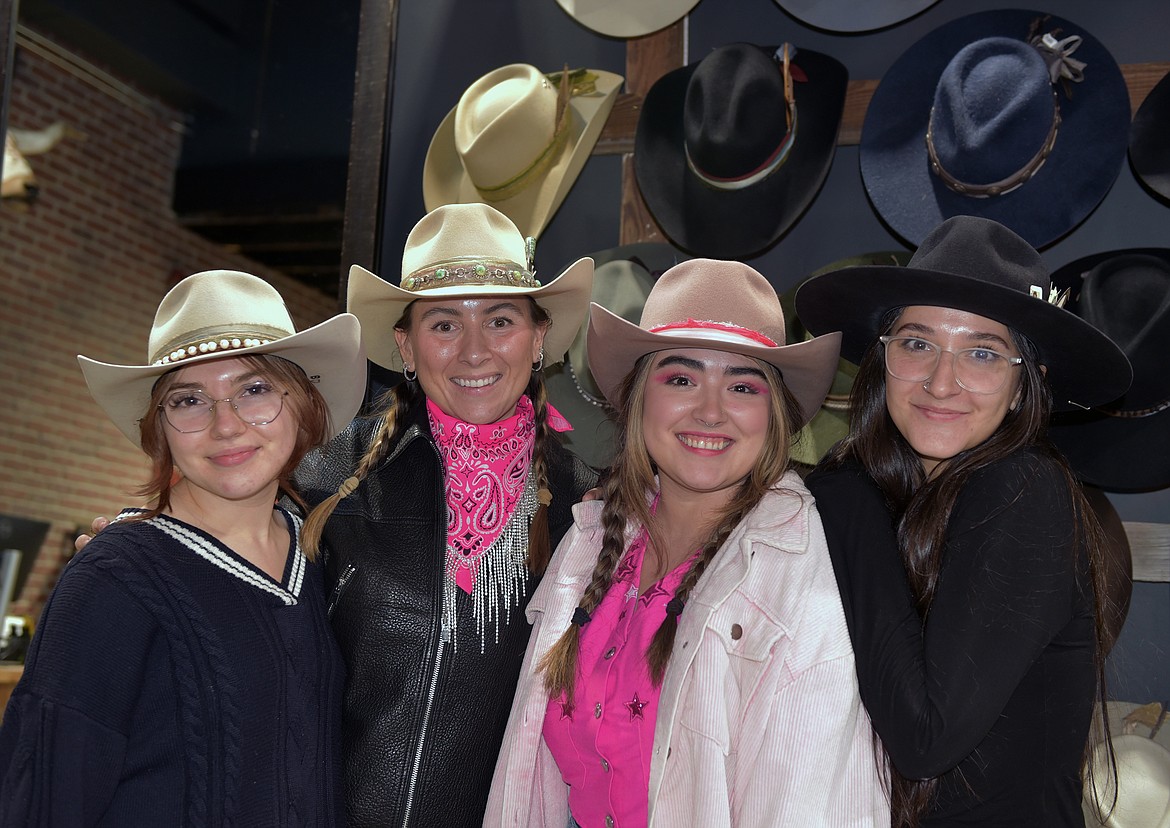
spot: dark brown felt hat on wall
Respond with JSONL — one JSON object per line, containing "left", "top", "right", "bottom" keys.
{"left": 859, "top": 10, "right": 1130, "bottom": 250}
{"left": 794, "top": 215, "right": 1132, "bottom": 413}
{"left": 1049, "top": 250, "right": 1170, "bottom": 492}
{"left": 1129, "top": 67, "right": 1170, "bottom": 204}
{"left": 634, "top": 42, "right": 847, "bottom": 259}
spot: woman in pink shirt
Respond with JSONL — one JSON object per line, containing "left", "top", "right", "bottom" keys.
{"left": 486, "top": 259, "right": 890, "bottom": 827}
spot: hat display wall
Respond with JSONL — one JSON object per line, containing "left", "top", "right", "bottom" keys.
{"left": 795, "top": 215, "right": 1133, "bottom": 412}
{"left": 782, "top": 252, "right": 911, "bottom": 467}
{"left": 1129, "top": 67, "right": 1170, "bottom": 204}
{"left": 772, "top": 0, "right": 940, "bottom": 33}
{"left": 78, "top": 271, "right": 366, "bottom": 447}
{"left": 555, "top": 0, "right": 701, "bottom": 38}
{"left": 588, "top": 258, "right": 842, "bottom": 429}
{"left": 860, "top": 10, "right": 1131, "bottom": 249}
{"left": 634, "top": 42, "right": 847, "bottom": 259}
{"left": 1048, "top": 250, "right": 1170, "bottom": 492}
{"left": 347, "top": 203, "right": 594, "bottom": 371}
{"left": 423, "top": 63, "right": 623, "bottom": 240}
{"left": 544, "top": 243, "right": 685, "bottom": 468}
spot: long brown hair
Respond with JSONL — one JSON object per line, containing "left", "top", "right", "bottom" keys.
{"left": 134, "top": 354, "right": 330, "bottom": 521}
{"left": 539, "top": 351, "right": 804, "bottom": 707}
{"left": 300, "top": 296, "right": 560, "bottom": 567}
{"left": 822, "top": 308, "right": 1116, "bottom": 826}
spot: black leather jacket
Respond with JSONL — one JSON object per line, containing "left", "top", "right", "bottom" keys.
{"left": 295, "top": 399, "right": 597, "bottom": 828}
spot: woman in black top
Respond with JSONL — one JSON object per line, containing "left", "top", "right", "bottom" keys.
{"left": 795, "top": 216, "right": 1130, "bottom": 826}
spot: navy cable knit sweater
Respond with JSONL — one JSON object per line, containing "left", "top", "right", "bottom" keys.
{"left": 0, "top": 507, "right": 345, "bottom": 827}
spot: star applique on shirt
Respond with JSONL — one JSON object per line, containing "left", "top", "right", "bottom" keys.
{"left": 559, "top": 700, "right": 574, "bottom": 720}
{"left": 625, "top": 691, "right": 649, "bottom": 721}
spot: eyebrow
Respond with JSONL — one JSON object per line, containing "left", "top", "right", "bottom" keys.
{"left": 417, "top": 301, "right": 526, "bottom": 321}
{"left": 654, "top": 353, "right": 768, "bottom": 379}
{"left": 167, "top": 372, "right": 266, "bottom": 391}
{"left": 894, "top": 321, "right": 1014, "bottom": 350}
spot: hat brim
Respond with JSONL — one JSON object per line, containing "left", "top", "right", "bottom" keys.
{"left": 347, "top": 258, "right": 594, "bottom": 371}
{"left": 422, "top": 69, "right": 623, "bottom": 239}
{"left": 587, "top": 303, "right": 842, "bottom": 429}
{"left": 79, "top": 313, "right": 367, "bottom": 448}
{"left": 555, "top": 0, "right": 699, "bottom": 38}
{"left": 860, "top": 9, "right": 1130, "bottom": 249}
{"left": 1047, "top": 248, "right": 1170, "bottom": 491}
{"left": 773, "top": 0, "right": 940, "bottom": 33}
{"left": 634, "top": 46, "right": 847, "bottom": 259}
{"left": 794, "top": 264, "right": 1133, "bottom": 412}
{"left": 1130, "top": 68, "right": 1170, "bottom": 203}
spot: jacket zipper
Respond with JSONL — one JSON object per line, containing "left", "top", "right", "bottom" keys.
{"left": 400, "top": 429, "right": 446, "bottom": 828}
{"left": 327, "top": 563, "right": 356, "bottom": 619}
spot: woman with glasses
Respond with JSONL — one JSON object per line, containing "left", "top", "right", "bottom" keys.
{"left": 0, "top": 271, "right": 365, "bottom": 826}
{"left": 795, "top": 216, "right": 1130, "bottom": 827}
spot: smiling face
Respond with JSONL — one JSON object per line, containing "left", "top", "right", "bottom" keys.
{"left": 641, "top": 348, "right": 774, "bottom": 509}
{"left": 160, "top": 356, "right": 300, "bottom": 509}
{"left": 884, "top": 305, "right": 1025, "bottom": 476}
{"left": 395, "top": 296, "right": 549, "bottom": 424}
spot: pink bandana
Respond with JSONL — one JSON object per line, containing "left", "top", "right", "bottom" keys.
{"left": 428, "top": 396, "right": 537, "bottom": 594}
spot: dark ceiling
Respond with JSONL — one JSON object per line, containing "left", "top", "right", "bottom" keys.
{"left": 18, "top": 0, "right": 361, "bottom": 296}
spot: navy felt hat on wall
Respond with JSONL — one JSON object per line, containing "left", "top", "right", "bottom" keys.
{"left": 634, "top": 42, "right": 847, "bottom": 259}
{"left": 1129, "top": 68, "right": 1170, "bottom": 204}
{"left": 859, "top": 10, "right": 1131, "bottom": 250}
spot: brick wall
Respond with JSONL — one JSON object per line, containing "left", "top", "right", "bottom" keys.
{"left": 0, "top": 34, "right": 341, "bottom": 623}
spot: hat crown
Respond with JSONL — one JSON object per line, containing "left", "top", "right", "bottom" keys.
{"left": 147, "top": 271, "right": 296, "bottom": 365}
{"left": 1079, "top": 254, "right": 1170, "bottom": 406}
{"left": 638, "top": 258, "right": 787, "bottom": 345}
{"left": 906, "top": 215, "right": 1050, "bottom": 301}
{"left": 931, "top": 38, "right": 1057, "bottom": 186}
{"left": 684, "top": 44, "right": 790, "bottom": 180}
{"left": 400, "top": 203, "right": 530, "bottom": 283}
{"left": 455, "top": 64, "right": 558, "bottom": 189}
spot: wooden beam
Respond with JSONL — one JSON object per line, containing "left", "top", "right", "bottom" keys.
{"left": 0, "top": 0, "right": 16, "bottom": 156}
{"left": 617, "top": 21, "right": 684, "bottom": 245}
{"left": 339, "top": 0, "right": 398, "bottom": 310}
{"left": 1124, "top": 521, "right": 1170, "bottom": 583}
{"left": 598, "top": 61, "right": 1170, "bottom": 153}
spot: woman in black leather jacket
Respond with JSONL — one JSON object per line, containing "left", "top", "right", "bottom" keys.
{"left": 299, "top": 203, "right": 598, "bottom": 828}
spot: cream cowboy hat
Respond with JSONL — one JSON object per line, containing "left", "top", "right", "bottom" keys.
{"left": 78, "top": 270, "right": 366, "bottom": 448}
{"left": 555, "top": 0, "right": 700, "bottom": 38}
{"left": 587, "top": 258, "right": 841, "bottom": 430}
{"left": 422, "top": 63, "right": 623, "bottom": 239}
{"left": 1084, "top": 703, "right": 1170, "bottom": 828}
{"left": 347, "top": 203, "right": 594, "bottom": 371}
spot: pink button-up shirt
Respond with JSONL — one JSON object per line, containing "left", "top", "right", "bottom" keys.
{"left": 542, "top": 531, "right": 695, "bottom": 828}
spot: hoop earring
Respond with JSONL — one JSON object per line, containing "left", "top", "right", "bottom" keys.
{"left": 532, "top": 348, "right": 545, "bottom": 373}
{"left": 403, "top": 365, "right": 418, "bottom": 383}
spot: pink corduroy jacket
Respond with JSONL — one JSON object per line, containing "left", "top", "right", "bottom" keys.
{"left": 485, "top": 471, "right": 890, "bottom": 827}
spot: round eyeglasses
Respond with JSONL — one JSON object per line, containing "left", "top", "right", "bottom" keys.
{"left": 879, "top": 335, "right": 1023, "bottom": 395}
{"left": 159, "top": 382, "right": 288, "bottom": 433}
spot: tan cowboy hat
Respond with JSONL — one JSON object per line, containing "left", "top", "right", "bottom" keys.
{"left": 1084, "top": 702, "right": 1170, "bottom": 828}
{"left": 588, "top": 258, "right": 841, "bottom": 429}
{"left": 78, "top": 270, "right": 366, "bottom": 448}
{"left": 347, "top": 203, "right": 594, "bottom": 371}
{"left": 422, "top": 63, "right": 623, "bottom": 239}
{"left": 555, "top": 0, "right": 700, "bottom": 38}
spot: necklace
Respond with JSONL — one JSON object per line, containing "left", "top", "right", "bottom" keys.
{"left": 566, "top": 361, "right": 607, "bottom": 408}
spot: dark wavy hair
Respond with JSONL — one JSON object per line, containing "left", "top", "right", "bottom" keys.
{"left": 820, "top": 307, "right": 1116, "bottom": 826}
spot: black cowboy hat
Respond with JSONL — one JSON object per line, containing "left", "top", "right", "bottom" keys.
{"left": 860, "top": 10, "right": 1130, "bottom": 250}
{"left": 794, "top": 215, "right": 1132, "bottom": 412}
{"left": 1049, "top": 250, "right": 1170, "bottom": 492}
{"left": 634, "top": 42, "right": 847, "bottom": 259}
{"left": 1129, "top": 67, "right": 1170, "bottom": 205}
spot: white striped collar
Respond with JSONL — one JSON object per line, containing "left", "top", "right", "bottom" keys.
{"left": 118, "top": 507, "right": 307, "bottom": 605}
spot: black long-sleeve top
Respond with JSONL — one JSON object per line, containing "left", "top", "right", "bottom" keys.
{"left": 806, "top": 449, "right": 1096, "bottom": 826}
